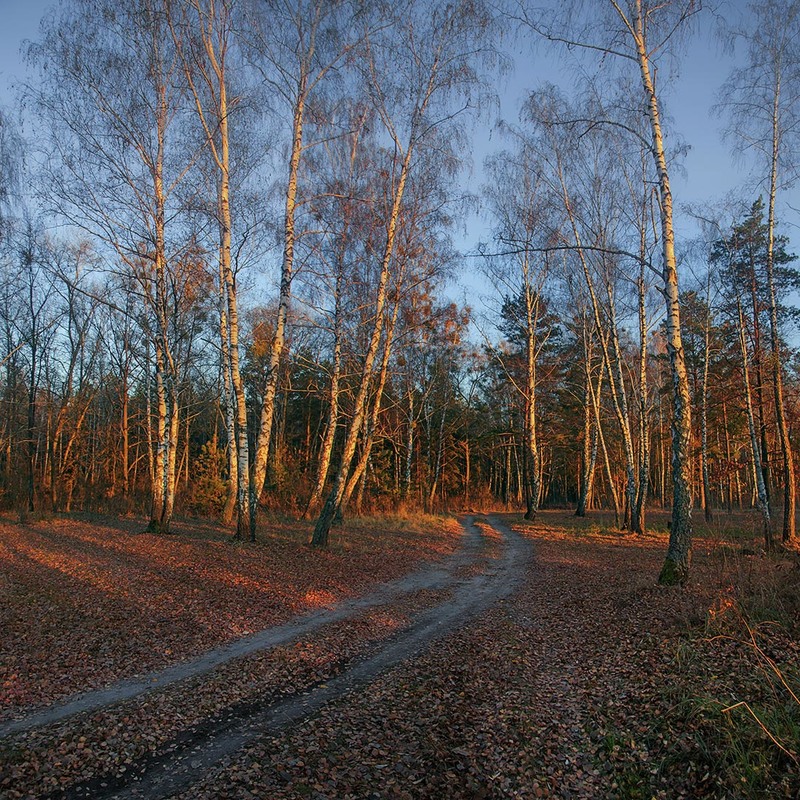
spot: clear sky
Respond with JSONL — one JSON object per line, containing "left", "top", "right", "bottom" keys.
{"left": 1, "top": 0, "right": 796, "bottom": 287}
{"left": 470, "top": 8, "right": 765, "bottom": 235}
{"left": 451, "top": 14, "right": 758, "bottom": 303}
{"left": 0, "top": 0, "right": 52, "bottom": 100}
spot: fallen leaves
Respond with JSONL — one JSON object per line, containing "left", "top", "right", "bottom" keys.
{"left": 0, "top": 513, "right": 461, "bottom": 723}
{"left": 175, "top": 511, "right": 797, "bottom": 800}
{"left": 1, "top": 509, "right": 798, "bottom": 799}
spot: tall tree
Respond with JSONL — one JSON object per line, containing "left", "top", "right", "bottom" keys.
{"left": 736, "top": 296, "right": 773, "bottom": 546}
{"left": 485, "top": 142, "right": 554, "bottom": 521}
{"left": 523, "top": 0, "right": 700, "bottom": 581}
{"left": 301, "top": 101, "right": 374, "bottom": 517}
{"left": 247, "top": 0, "right": 365, "bottom": 540}
{"left": 526, "top": 88, "right": 646, "bottom": 531}
{"left": 710, "top": 201, "right": 798, "bottom": 542}
{"left": 489, "top": 148, "right": 552, "bottom": 520}
{"left": 719, "top": 0, "right": 800, "bottom": 544}
{"left": 31, "top": 0, "right": 198, "bottom": 533}
{"left": 169, "top": 0, "right": 253, "bottom": 537}
{"left": 311, "top": 0, "right": 496, "bottom": 546}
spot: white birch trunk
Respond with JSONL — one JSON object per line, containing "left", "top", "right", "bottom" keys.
{"left": 251, "top": 72, "right": 307, "bottom": 540}
{"left": 311, "top": 136, "right": 415, "bottom": 547}
{"left": 738, "top": 299, "right": 773, "bottom": 547}
{"left": 341, "top": 297, "right": 401, "bottom": 515}
{"left": 766, "top": 75, "right": 796, "bottom": 543}
{"left": 615, "top": 0, "right": 694, "bottom": 582}
{"left": 576, "top": 323, "right": 596, "bottom": 517}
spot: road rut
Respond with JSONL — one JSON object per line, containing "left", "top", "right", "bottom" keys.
{"left": 8, "top": 515, "right": 530, "bottom": 800}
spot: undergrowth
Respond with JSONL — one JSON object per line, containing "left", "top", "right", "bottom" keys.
{"left": 660, "top": 546, "right": 800, "bottom": 798}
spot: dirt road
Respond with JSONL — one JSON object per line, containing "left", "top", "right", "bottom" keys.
{"left": 3, "top": 515, "right": 529, "bottom": 799}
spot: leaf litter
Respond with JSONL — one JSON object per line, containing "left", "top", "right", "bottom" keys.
{"left": 2, "top": 510, "right": 799, "bottom": 799}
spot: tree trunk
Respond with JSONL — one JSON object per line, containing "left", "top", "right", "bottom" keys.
{"left": 305, "top": 258, "right": 344, "bottom": 517}
{"left": 559, "top": 175, "right": 634, "bottom": 530}
{"left": 591, "top": 358, "right": 620, "bottom": 526}
{"left": 219, "top": 299, "right": 238, "bottom": 525}
{"left": 175, "top": 0, "right": 250, "bottom": 537}
{"left": 700, "top": 274, "right": 713, "bottom": 522}
{"left": 606, "top": 278, "right": 640, "bottom": 532}
{"left": 522, "top": 254, "right": 541, "bottom": 522}
{"left": 722, "top": 398, "right": 733, "bottom": 513}
{"left": 463, "top": 438, "right": 470, "bottom": 503}
{"left": 26, "top": 353, "right": 36, "bottom": 514}
{"left": 766, "top": 75, "right": 796, "bottom": 544}
{"left": 576, "top": 331, "right": 595, "bottom": 517}
{"left": 623, "top": 2, "right": 693, "bottom": 583}
{"left": 251, "top": 72, "right": 307, "bottom": 541}
{"left": 738, "top": 299, "right": 773, "bottom": 548}
{"left": 145, "top": 348, "right": 155, "bottom": 505}
{"left": 750, "top": 274, "right": 771, "bottom": 503}
{"left": 161, "top": 391, "right": 179, "bottom": 534}
{"left": 121, "top": 378, "right": 130, "bottom": 499}
{"left": 218, "top": 76, "right": 250, "bottom": 541}
{"left": 147, "top": 75, "right": 177, "bottom": 536}
{"left": 403, "top": 383, "right": 415, "bottom": 500}
{"left": 311, "top": 115, "right": 416, "bottom": 547}
{"left": 341, "top": 298, "right": 400, "bottom": 515}
{"left": 148, "top": 348, "right": 167, "bottom": 532}
{"left": 634, "top": 229, "right": 650, "bottom": 533}
{"left": 428, "top": 391, "right": 448, "bottom": 512}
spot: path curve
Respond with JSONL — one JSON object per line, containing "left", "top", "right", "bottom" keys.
{"left": 1, "top": 518, "right": 483, "bottom": 741}
{"left": 29, "top": 515, "right": 529, "bottom": 800}
{"left": 97, "top": 515, "right": 528, "bottom": 800}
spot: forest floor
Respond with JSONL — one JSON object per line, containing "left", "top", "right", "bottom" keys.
{"left": 1, "top": 508, "right": 799, "bottom": 799}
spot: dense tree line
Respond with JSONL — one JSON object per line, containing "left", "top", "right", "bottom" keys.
{"left": 1, "top": 0, "right": 799, "bottom": 581}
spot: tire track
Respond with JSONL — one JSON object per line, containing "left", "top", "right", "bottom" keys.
{"left": 52, "top": 515, "right": 529, "bottom": 800}
{"left": 1, "top": 518, "right": 482, "bottom": 742}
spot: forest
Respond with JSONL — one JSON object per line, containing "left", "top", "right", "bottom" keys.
{"left": 1, "top": 1, "right": 800, "bottom": 797}
{"left": 0, "top": 0, "right": 798, "bottom": 573}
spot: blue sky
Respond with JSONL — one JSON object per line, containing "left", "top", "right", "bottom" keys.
{"left": 0, "top": 0, "right": 795, "bottom": 282}
{"left": 0, "top": 0, "right": 51, "bottom": 98}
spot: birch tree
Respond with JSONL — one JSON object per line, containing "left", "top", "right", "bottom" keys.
{"left": 710, "top": 202, "right": 798, "bottom": 542}
{"left": 301, "top": 102, "right": 374, "bottom": 517}
{"left": 568, "top": 297, "right": 599, "bottom": 518}
{"left": 104, "top": 287, "right": 139, "bottom": 502}
{"left": 47, "top": 242, "right": 101, "bottom": 512}
{"left": 526, "top": 89, "right": 645, "bottom": 531}
{"left": 718, "top": 0, "right": 800, "bottom": 544}
{"left": 522, "top": 0, "right": 699, "bottom": 582}
{"left": 700, "top": 274, "right": 714, "bottom": 522}
{"left": 31, "top": 0, "right": 196, "bottom": 533}
{"left": 245, "top": 0, "right": 367, "bottom": 540}
{"left": 311, "top": 0, "right": 496, "bottom": 546}
{"left": 168, "top": 0, "right": 255, "bottom": 537}
{"left": 737, "top": 297, "right": 773, "bottom": 546}
{"left": 485, "top": 145, "right": 552, "bottom": 521}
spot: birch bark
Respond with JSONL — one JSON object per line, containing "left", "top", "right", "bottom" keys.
{"left": 173, "top": 0, "right": 251, "bottom": 537}
{"left": 738, "top": 299, "right": 773, "bottom": 547}
{"left": 615, "top": 0, "right": 694, "bottom": 582}
{"left": 575, "top": 322, "right": 596, "bottom": 517}
{"left": 766, "top": 77, "right": 796, "bottom": 543}
{"left": 311, "top": 137, "right": 413, "bottom": 547}
{"left": 250, "top": 72, "right": 305, "bottom": 538}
